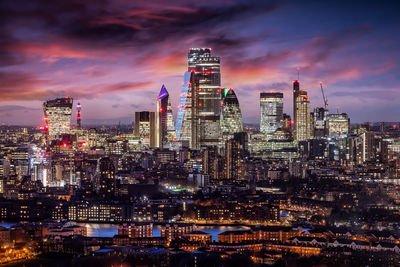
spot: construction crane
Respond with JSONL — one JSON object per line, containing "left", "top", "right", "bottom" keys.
{"left": 320, "top": 82, "right": 328, "bottom": 109}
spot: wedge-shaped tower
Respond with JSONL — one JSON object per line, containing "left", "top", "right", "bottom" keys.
{"left": 176, "top": 72, "right": 199, "bottom": 149}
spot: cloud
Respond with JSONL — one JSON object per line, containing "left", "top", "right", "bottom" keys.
{"left": 0, "top": 105, "right": 39, "bottom": 113}
{"left": 0, "top": 71, "right": 153, "bottom": 101}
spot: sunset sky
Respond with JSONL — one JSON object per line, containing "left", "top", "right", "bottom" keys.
{"left": 0, "top": 0, "right": 399, "bottom": 126}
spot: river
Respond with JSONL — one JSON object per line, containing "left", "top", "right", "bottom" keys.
{"left": 1, "top": 222, "right": 249, "bottom": 242}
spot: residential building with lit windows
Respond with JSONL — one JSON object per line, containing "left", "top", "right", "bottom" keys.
{"left": 118, "top": 223, "right": 153, "bottom": 238}
{"left": 97, "top": 157, "right": 115, "bottom": 199}
{"left": 160, "top": 223, "right": 196, "bottom": 242}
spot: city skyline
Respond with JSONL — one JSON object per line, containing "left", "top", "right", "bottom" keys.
{"left": 0, "top": 0, "right": 399, "bottom": 125}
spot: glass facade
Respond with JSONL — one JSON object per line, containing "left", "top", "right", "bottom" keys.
{"left": 220, "top": 89, "right": 243, "bottom": 142}
{"left": 189, "top": 48, "right": 221, "bottom": 147}
{"left": 176, "top": 72, "right": 196, "bottom": 148}
{"left": 260, "top": 92, "right": 283, "bottom": 135}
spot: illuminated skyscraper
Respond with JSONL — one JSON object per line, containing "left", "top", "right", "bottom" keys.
{"left": 188, "top": 48, "right": 221, "bottom": 147}
{"left": 328, "top": 113, "right": 350, "bottom": 137}
{"left": 260, "top": 92, "right": 283, "bottom": 135}
{"left": 98, "top": 157, "right": 115, "bottom": 199}
{"left": 176, "top": 72, "right": 199, "bottom": 149}
{"left": 225, "top": 138, "right": 244, "bottom": 180}
{"left": 43, "top": 97, "right": 73, "bottom": 140}
{"left": 76, "top": 102, "right": 82, "bottom": 129}
{"left": 294, "top": 91, "right": 311, "bottom": 141}
{"left": 156, "top": 85, "right": 176, "bottom": 148}
{"left": 134, "top": 111, "right": 155, "bottom": 147}
{"left": 293, "top": 80, "right": 300, "bottom": 123}
{"left": 220, "top": 88, "right": 243, "bottom": 142}
{"left": 313, "top": 107, "right": 328, "bottom": 138}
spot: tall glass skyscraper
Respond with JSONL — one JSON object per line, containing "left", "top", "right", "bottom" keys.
{"left": 176, "top": 72, "right": 198, "bottom": 149}
{"left": 43, "top": 97, "right": 73, "bottom": 140}
{"left": 260, "top": 92, "right": 283, "bottom": 135}
{"left": 156, "top": 85, "right": 176, "bottom": 148}
{"left": 188, "top": 48, "right": 221, "bottom": 147}
{"left": 220, "top": 88, "right": 243, "bottom": 142}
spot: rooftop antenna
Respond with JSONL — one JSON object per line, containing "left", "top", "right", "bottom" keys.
{"left": 296, "top": 67, "right": 300, "bottom": 80}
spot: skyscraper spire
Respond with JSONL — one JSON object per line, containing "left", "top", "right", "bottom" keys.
{"left": 156, "top": 85, "right": 176, "bottom": 148}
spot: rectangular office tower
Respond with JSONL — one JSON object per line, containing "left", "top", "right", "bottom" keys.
{"left": 43, "top": 97, "right": 73, "bottom": 140}
{"left": 260, "top": 92, "right": 283, "bottom": 135}
{"left": 134, "top": 111, "right": 155, "bottom": 148}
{"left": 328, "top": 113, "right": 350, "bottom": 136}
{"left": 313, "top": 107, "right": 329, "bottom": 138}
{"left": 294, "top": 91, "right": 311, "bottom": 141}
{"left": 188, "top": 48, "right": 221, "bottom": 147}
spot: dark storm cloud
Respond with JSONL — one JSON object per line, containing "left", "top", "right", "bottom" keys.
{"left": 300, "top": 25, "right": 372, "bottom": 66}
{"left": 0, "top": 0, "right": 279, "bottom": 65}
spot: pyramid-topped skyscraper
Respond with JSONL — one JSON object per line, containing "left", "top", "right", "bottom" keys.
{"left": 156, "top": 85, "right": 176, "bottom": 148}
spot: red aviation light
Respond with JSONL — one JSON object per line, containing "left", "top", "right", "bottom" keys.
{"left": 62, "top": 143, "right": 67, "bottom": 147}
{"left": 293, "top": 80, "right": 299, "bottom": 84}
{"left": 198, "top": 102, "right": 202, "bottom": 107}
{"left": 159, "top": 107, "right": 163, "bottom": 112}
{"left": 291, "top": 120, "right": 295, "bottom": 125}
{"left": 39, "top": 125, "right": 49, "bottom": 131}
{"left": 80, "top": 142, "right": 86, "bottom": 147}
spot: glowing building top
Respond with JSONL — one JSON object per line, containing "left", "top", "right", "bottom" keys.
{"left": 43, "top": 97, "right": 73, "bottom": 140}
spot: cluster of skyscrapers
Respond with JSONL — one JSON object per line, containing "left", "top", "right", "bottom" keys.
{"left": 41, "top": 48, "right": 352, "bottom": 161}
{"left": 132, "top": 48, "right": 245, "bottom": 152}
